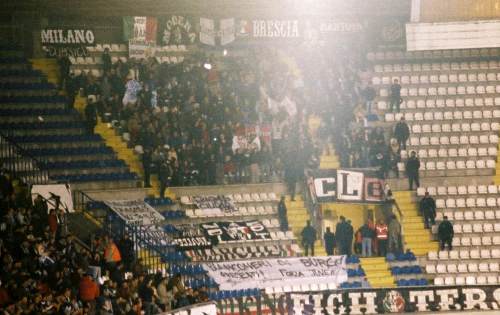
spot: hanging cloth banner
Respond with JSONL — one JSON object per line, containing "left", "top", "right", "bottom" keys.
{"left": 203, "top": 256, "right": 347, "bottom": 290}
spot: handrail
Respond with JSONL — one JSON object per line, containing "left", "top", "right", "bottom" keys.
{"left": 0, "top": 131, "right": 50, "bottom": 185}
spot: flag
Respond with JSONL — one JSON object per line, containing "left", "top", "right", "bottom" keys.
{"left": 123, "top": 16, "right": 157, "bottom": 43}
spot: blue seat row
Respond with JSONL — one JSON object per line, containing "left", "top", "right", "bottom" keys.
{"left": 0, "top": 121, "right": 84, "bottom": 130}
{"left": 161, "top": 210, "right": 185, "bottom": 220}
{"left": 0, "top": 57, "right": 27, "bottom": 63}
{"left": 145, "top": 197, "right": 174, "bottom": 206}
{"left": 161, "top": 251, "right": 186, "bottom": 262}
{"left": 391, "top": 266, "right": 422, "bottom": 275}
{"left": 27, "top": 146, "right": 113, "bottom": 156}
{"left": 0, "top": 95, "right": 66, "bottom": 103}
{"left": 170, "top": 264, "right": 205, "bottom": 276}
{"left": 163, "top": 224, "right": 179, "bottom": 234}
{"left": 0, "top": 108, "right": 76, "bottom": 116}
{"left": 11, "top": 134, "right": 103, "bottom": 143}
{"left": 0, "top": 82, "right": 55, "bottom": 89}
{"left": 185, "top": 277, "right": 218, "bottom": 289}
{"left": 52, "top": 172, "right": 138, "bottom": 183}
{"left": 209, "top": 289, "right": 260, "bottom": 301}
{"left": 340, "top": 281, "right": 363, "bottom": 289}
{"left": 397, "top": 279, "right": 429, "bottom": 287}
{"left": 347, "top": 268, "right": 366, "bottom": 277}
{"left": 386, "top": 251, "right": 417, "bottom": 262}
{"left": 45, "top": 159, "right": 126, "bottom": 170}
{"left": 0, "top": 70, "right": 41, "bottom": 76}
{"left": 346, "top": 255, "right": 360, "bottom": 264}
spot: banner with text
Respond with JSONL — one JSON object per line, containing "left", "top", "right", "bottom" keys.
{"left": 41, "top": 28, "right": 95, "bottom": 46}
{"left": 309, "top": 169, "right": 384, "bottom": 204}
{"left": 158, "top": 15, "right": 197, "bottom": 46}
{"left": 217, "top": 285, "right": 500, "bottom": 315}
{"left": 200, "top": 220, "right": 272, "bottom": 244}
{"left": 204, "top": 256, "right": 347, "bottom": 291}
{"left": 105, "top": 199, "right": 164, "bottom": 225}
{"left": 192, "top": 195, "right": 237, "bottom": 213}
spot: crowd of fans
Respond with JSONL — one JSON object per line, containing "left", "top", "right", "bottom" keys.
{"left": 64, "top": 48, "right": 317, "bottom": 194}
{"left": 0, "top": 170, "right": 209, "bottom": 314}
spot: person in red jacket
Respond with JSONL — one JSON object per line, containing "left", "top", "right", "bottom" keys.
{"left": 48, "top": 209, "right": 58, "bottom": 238}
{"left": 375, "top": 219, "right": 389, "bottom": 257}
{"left": 79, "top": 273, "right": 100, "bottom": 302}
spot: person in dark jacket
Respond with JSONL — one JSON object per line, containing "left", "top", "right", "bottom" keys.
{"left": 158, "top": 160, "right": 173, "bottom": 199}
{"left": 360, "top": 222, "right": 375, "bottom": 257}
{"left": 301, "top": 220, "right": 317, "bottom": 256}
{"left": 405, "top": 151, "right": 420, "bottom": 190}
{"left": 362, "top": 83, "right": 376, "bottom": 113}
{"left": 277, "top": 196, "right": 288, "bottom": 232}
{"left": 323, "top": 227, "right": 336, "bottom": 256}
{"left": 389, "top": 78, "right": 402, "bottom": 112}
{"left": 142, "top": 149, "right": 152, "bottom": 188}
{"left": 335, "top": 216, "right": 353, "bottom": 255}
{"left": 394, "top": 117, "right": 410, "bottom": 150}
{"left": 438, "top": 216, "right": 454, "bottom": 251}
{"left": 419, "top": 192, "right": 436, "bottom": 228}
{"left": 84, "top": 97, "right": 98, "bottom": 134}
{"left": 101, "top": 48, "right": 112, "bottom": 74}
{"left": 117, "top": 233, "right": 135, "bottom": 271}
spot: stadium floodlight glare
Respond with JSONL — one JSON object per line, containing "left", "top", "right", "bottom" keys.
{"left": 203, "top": 62, "right": 212, "bottom": 70}
{"left": 223, "top": 49, "right": 228, "bottom": 56}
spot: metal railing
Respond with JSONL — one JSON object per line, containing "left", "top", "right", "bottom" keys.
{"left": 0, "top": 132, "right": 50, "bottom": 185}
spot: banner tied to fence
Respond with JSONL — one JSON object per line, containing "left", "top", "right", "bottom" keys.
{"left": 105, "top": 199, "right": 164, "bottom": 225}
{"left": 203, "top": 256, "right": 347, "bottom": 290}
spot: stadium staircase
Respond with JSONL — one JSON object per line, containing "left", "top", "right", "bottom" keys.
{"left": 393, "top": 191, "right": 439, "bottom": 256}
{"left": 0, "top": 50, "right": 138, "bottom": 190}
{"left": 30, "top": 58, "right": 60, "bottom": 87}
{"left": 94, "top": 119, "right": 175, "bottom": 199}
{"left": 359, "top": 257, "right": 395, "bottom": 288}
{"left": 308, "top": 115, "right": 341, "bottom": 169}
{"left": 495, "top": 149, "right": 500, "bottom": 184}
{"left": 285, "top": 195, "right": 326, "bottom": 256}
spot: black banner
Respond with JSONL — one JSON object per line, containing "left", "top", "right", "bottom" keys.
{"left": 217, "top": 285, "right": 500, "bottom": 315}
{"left": 309, "top": 169, "right": 384, "bottom": 204}
{"left": 158, "top": 15, "right": 197, "bottom": 46}
{"left": 172, "top": 236, "right": 212, "bottom": 251}
{"left": 41, "top": 29, "right": 96, "bottom": 46}
{"left": 200, "top": 220, "right": 272, "bottom": 244}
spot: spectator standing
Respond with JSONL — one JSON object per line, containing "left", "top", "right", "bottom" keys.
{"left": 388, "top": 215, "right": 402, "bottom": 254}
{"left": 142, "top": 148, "right": 152, "bottom": 188}
{"left": 58, "top": 53, "right": 71, "bottom": 90}
{"left": 405, "top": 151, "right": 420, "bottom": 190}
{"left": 103, "top": 236, "right": 122, "bottom": 268}
{"left": 323, "top": 227, "right": 336, "bottom": 256}
{"left": 360, "top": 221, "right": 374, "bottom": 257}
{"left": 336, "top": 216, "right": 353, "bottom": 256}
{"left": 394, "top": 117, "right": 410, "bottom": 150}
{"left": 102, "top": 48, "right": 112, "bottom": 74}
{"left": 277, "top": 196, "right": 289, "bottom": 232}
{"left": 389, "top": 78, "right": 402, "bottom": 112}
{"left": 419, "top": 192, "right": 436, "bottom": 228}
{"left": 301, "top": 220, "right": 317, "bottom": 256}
{"left": 48, "top": 209, "right": 58, "bottom": 238}
{"left": 438, "top": 216, "right": 454, "bottom": 251}
{"left": 158, "top": 160, "right": 173, "bottom": 199}
{"left": 284, "top": 158, "right": 299, "bottom": 201}
{"left": 362, "top": 83, "right": 376, "bottom": 113}
{"left": 84, "top": 96, "right": 98, "bottom": 134}
{"left": 117, "top": 233, "right": 135, "bottom": 271}
{"left": 375, "top": 219, "right": 389, "bottom": 257}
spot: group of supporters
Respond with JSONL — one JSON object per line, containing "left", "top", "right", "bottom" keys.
{"left": 64, "top": 48, "right": 317, "bottom": 197}
{"left": 0, "top": 170, "right": 209, "bottom": 314}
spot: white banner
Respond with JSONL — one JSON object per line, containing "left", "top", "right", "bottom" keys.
{"left": 200, "top": 18, "right": 216, "bottom": 46}
{"left": 128, "top": 40, "right": 156, "bottom": 59}
{"left": 105, "top": 199, "right": 164, "bottom": 225}
{"left": 32, "top": 184, "right": 74, "bottom": 212}
{"left": 162, "top": 302, "right": 217, "bottom": 315}
{"left": 337, "top": 170, "right": 364, "bottom": 201}
{"left": 220, "top": 18, "right": 236, "bottom": 46}
{"left": 203, "top": 256, "right": 347, "bottom": 290}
